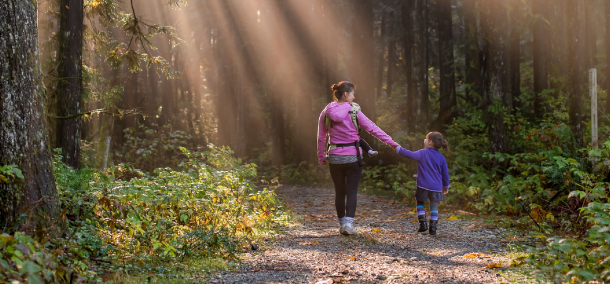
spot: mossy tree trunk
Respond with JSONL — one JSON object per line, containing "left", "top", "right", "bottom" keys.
{"left": 56, "top": 0, "right": 84, "bottom": 169}
{"left": 0, "top": 0, "right": 60, "bottom": 232}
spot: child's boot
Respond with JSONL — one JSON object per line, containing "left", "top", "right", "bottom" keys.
{"left": 429, "top": 220, "right": 438, "bottom": 235}
{"left": 417, "top": 215, "right": 428, "bottom": 233}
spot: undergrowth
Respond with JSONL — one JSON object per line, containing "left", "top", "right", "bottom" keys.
{"left": 0, "top": 145, "right": 290, "bottom": 283}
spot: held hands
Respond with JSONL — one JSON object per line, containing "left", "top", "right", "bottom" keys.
{"left": 391, "top": 144, "right": 399, "bottom": 152}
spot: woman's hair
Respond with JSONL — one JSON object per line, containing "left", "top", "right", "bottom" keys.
{"left": 330, "top": 81, "right": 356, "bottom": 102}
{"left": 426, "top": 132, "right": 449, "bottom": 154}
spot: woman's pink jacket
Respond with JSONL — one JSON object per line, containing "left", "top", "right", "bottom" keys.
{"left": 317, "top": 102, "right": 399, "bottom": 164}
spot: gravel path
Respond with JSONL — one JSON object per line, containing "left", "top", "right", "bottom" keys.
{"left": 209, "top": 185, "right": 511, "bottom": 284}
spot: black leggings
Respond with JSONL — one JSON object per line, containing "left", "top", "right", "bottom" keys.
{"left": 329, "top": 162, "right": 363, "bottom": 218}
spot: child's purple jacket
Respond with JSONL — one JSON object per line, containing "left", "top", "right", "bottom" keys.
{"left": 396, "top": 146, "right": 450, "bottom": 192}
{"left": 317, "top": 102, "right": 398, "bottom": 164}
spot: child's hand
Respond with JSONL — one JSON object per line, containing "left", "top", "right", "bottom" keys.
{"left": 442, "top": 188, "right": 449, "bottom": 195}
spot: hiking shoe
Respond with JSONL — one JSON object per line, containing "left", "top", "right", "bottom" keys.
{"left": 342, "top": 223, "right": 355, "bottom": 235}
{"left": 417, "top": 215, "right": 428, "bottom": 233}
{"left": 429, "top": 220, "right": 438, "bottom": 235}
{"left": 342, "top": 217, "right": 355, "bottom": 235}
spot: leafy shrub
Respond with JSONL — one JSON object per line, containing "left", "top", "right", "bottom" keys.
{"left": 115, "top": 123, "right": 191, "bottom": 172}
{"left": 55, "top": 145, "right": 288, "bottom": 277}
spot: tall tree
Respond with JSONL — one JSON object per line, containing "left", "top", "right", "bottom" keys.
{"left": 0, "top": 0, "right": 60, "bottom": 231}
{"left": 56, "top": 0, "right": 84, "bottom": 168}
{"left": 566, "top": 0, "right": 583, "bottom": 148}
{"left": 481, "top": 0, "right": 507, "bottom": 153}
{"left": 437, "top": 0, "right": 456, "bottom": 130}
{"left": 376, "top": 13, "right": 387, "bottom": 99}
{"left": 351, "top": 0, "right": 376, "bottom": 121}
{"left": 386, "top": 11, "right": 398, "bottom": 98}
{"left": 508, "top": 0, "right": 521, "bottom": 111}
{"left": 606, "top": 0, "right": 610, "bottom": 112}
{"left": 402, "top": 0, "right": 428, "bottom": 134}
{"left": 532, "top": 0, "right": 550, "bottom": 120}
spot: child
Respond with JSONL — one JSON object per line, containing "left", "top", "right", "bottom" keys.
{"left": 394, "top": 132, "right": 449, "bottom": 235}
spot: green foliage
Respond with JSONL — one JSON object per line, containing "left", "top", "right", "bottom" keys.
{"left": 0, "top": 165, "right": 24, "bottom": 184}
{"left": 0, "top": 232, "right": 97, "bottom": 283}
{"left": 115, "top": 123, "right": 191, "bottom": 172}
{"left": 2, "top": 145, "right": 288, "bottom": 282}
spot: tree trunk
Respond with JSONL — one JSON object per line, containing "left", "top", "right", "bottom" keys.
{"left": 463, "top": 0, "right": 479, "bottom": 96}
{"left": 0, "top": 0, "right": 60, "bottom": 232}
{"left": 508, "top": 0, "right": 521, "bottom": 111}
{"left": 585, "top": 0, "right": 597, "bottom": 69}
{"left": 532, "top": 0, "right": 549, "bottom": 121}
{"left": 324, "top": 1, "right": 339, "bottom": 103}
{"left": 481, "top": 0, "right": 507, "bottom": 153}
{"left": 56, "top": 0, "right": 84, "bottom": 169}
{"left": 437, "top": 0, "right": 456, "bottom": 131}
{"left": 566, "top": 0, "right": 583, "bottom": 148}
{"left": 403, "top": 0, "right": 428, "bottom": 134}
{"left": 376, "top": 14, "right": 387, "bottom": 99}
{"left": 606, "top": 0, "right": 610, "bottom": 112}
{"left": 351, "top": 0, "right": 376, "bottom": 122}
{"left": 386, "top": 11, "right": 397, "bottom": 98}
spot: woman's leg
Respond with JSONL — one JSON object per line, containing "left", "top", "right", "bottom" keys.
{"left": 344, "top": 162, "right": 363, "bottom": 218}
{"left": 329, "top": 163, "right": 347, "bottom": 218}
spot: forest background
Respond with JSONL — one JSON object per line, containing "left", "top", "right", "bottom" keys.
{"left": 1, "top": 0, "right": 610, "bottom": 282}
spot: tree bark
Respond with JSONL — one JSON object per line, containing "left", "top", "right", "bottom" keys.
{"left": 566, "top": 0, "right": 583, "bottom": 148}
{"left": 0, "top": 0, "right": 60, "bottom": 232}
{"left": 386, "top": 11, "right": 397, "bottom": 98}
{"left": 437, "top": 0, "right": 456, "bottom": 131}
{"left": 376, "top": 14, "right": 387, "bottom": 99}
{"left": 324, "top": 1, "right": 339, "bottom": 103}
{"left": 508, "top": 0, "right": 521, "bottom": 111}
{"left": 606, "top": 0, "right": 610, "bottom": 112}
{"left": 351, "top": 0, "right": 376, "bottom": 122}
{"left": 462, "top": 0, "right": 479, "bottom": 96}
{"left": 481, "top": 0, "right": 507, "bottom": 153}
{"left": 403, "top": 0, "right": 428, "bottom": 134}
{"left": 56, "top": 0, "right": 84, "bottom": 169}
{"left": 532, "top": 0, "right": 549, "bottom": 121}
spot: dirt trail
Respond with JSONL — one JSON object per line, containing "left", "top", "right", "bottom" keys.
{"left": 208, "top": 185, "right": 511, "bottom": 283}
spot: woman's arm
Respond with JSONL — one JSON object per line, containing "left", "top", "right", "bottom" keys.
{"left": 357, "top": 111, "right": 399, "bottom": 147}
{"left": 317, "top": 110, "right": 328, "bottom": 164}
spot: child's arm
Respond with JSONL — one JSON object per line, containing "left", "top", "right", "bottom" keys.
{"left": 442, "top": 157, "right": 450, "bottom": 194}
{"left": 396, "top": 146, "right": 423, "bottom": 161}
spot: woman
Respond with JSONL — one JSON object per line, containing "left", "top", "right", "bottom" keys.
{"left": 317, "top": 81, "right": 399, "bottom": 235}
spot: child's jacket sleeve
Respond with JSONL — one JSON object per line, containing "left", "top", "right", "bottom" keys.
{"left": 396, "top": 146, "right": 423, "bottom": 160}
{"left": 442, "top": 157, "right": 450, "bottom": 188}
{"left": 357, "top": 111, "right": 399, "bottom": 147}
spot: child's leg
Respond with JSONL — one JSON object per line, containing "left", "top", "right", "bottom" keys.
{"left": 416, "top": 201, "right": 426, "bottom": 217}
{"left": 429, "top": 201, "right": 439, "bottom": 221}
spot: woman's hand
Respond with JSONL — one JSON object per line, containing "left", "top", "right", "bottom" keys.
{"left": 442, "top": 188, "right": 449, "bottom": 195}
{"left": 391, "top": 144, "right": 399, "bottom": 152}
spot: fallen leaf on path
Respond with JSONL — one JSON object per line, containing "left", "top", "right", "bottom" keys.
{"left": 424, "top": 252, "right": 441, "bottom": 255}
{"left": 442, "top": 215, "right": 459, "bottom": 221}
{"left": 456, "top": 210, "right": 477, "bottom": 215}
{"left": 411, "top": 220, "right": 419, "bottom": 223}
{"left": 373, "top": 228, "right": 383, "bottom": 233}
{"left": 300, "top": 240, "right": 319, "bottom": 245}
{"left": 486, "top": 262, "right": 503, "bottom": 268}
{"left": 463, "top": 253, "right": 491, "bottom": 258}
{"left": 315, "top": 279, "right": 333, "bottom": 284}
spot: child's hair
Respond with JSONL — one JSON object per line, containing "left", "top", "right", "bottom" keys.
{"left": 331, "top": 81, "right": 356, "bottom": 102}
{"left": 427, "top": 132, "right": 449, "bottom": 154}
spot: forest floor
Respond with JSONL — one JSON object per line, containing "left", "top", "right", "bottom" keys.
{"left": 206, "top": 185, "right": 524, "bottom": 284}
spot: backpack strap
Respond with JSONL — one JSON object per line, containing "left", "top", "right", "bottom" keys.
{"left": 349, "top": 103, "right": 361, "bottom": 136}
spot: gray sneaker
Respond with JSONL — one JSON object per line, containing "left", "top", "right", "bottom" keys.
{"left": 342, "top": 217, "right": 355, "bottom": 235}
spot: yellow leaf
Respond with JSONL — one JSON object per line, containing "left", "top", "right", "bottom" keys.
{"left": 373, "top": 228, "right": 383, "bottom": 233}
{"left": 442, "top": 215, "right": 459, "bottom": 221}
{"left": 486, "top": 262, "right": 502, "bottom": 268}
{"left": 463, "top": 253, "right": 491, "bottom": 258}
{"left": 91, "top": 0, "right": 100, "bottom": 7}
{"left": 411, "top": 220, "right": 419, "bottom": 223}
{"left": 350, "top": 256, "right": 355, "bottom": 261}
{"left": 530, "top": 207, "right": 546, "bottom": 223}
